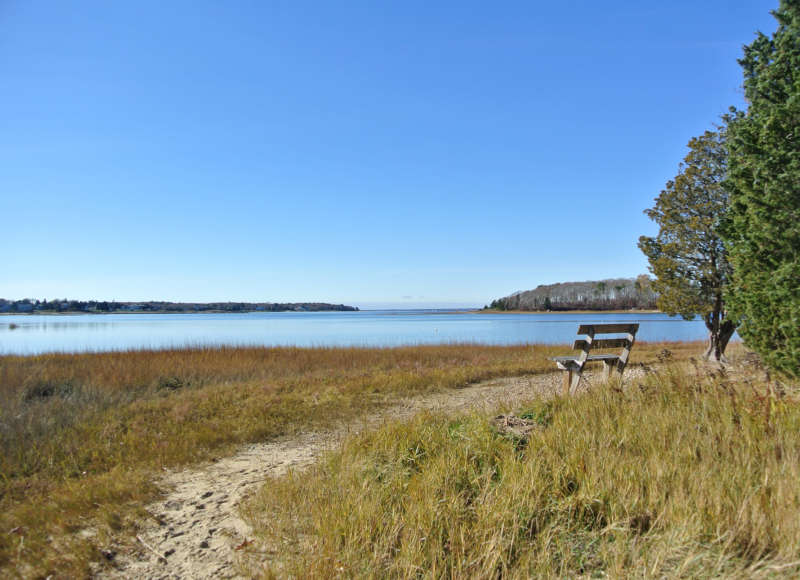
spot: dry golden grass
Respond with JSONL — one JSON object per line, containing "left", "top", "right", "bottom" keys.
{"left": 0, "top": 343, "right": 556, "bottom": 577}
{"left": 242, "top": 349, "right": 800, "bottom": 578}
{"left": 0, "top": 342, "right": 701, "bottom": 576}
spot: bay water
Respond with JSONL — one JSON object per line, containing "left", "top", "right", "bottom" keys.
{"left": 0, "top": 310, "right": 717, "bottom": 355}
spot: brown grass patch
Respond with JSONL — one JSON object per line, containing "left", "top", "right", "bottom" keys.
{"left": 242, "top": 346, "right": 799, "bottom": 578}
{"left": 0, "top": 342, "right": 699, "bottom": 576}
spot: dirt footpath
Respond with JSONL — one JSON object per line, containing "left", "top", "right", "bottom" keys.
{"left": 104, "top": 369, "right": 630, "bottom": 579}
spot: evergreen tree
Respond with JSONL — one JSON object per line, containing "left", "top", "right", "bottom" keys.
{"left": 723, "top": 0, "right": 800, "bottom": 377}
{"left": 639, "top": 129, "right": 738, "bottom": 361}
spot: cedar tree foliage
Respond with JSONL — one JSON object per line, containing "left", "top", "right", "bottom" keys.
{"left": 639, "top": 129, "right": 738, "bottom": 362}
{"left": 723, "top": 0, "right": 800, "bottom": 378}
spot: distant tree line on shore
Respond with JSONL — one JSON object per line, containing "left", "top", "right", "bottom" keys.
{"left": 0, "top": 299, "right": 358, "bottom": 314}
{"left": 487, "top": 276, "right": 658, "bottom": 311}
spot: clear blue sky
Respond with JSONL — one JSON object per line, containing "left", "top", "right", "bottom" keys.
{"left": 0, "top": 1, "right": 777, "bottom": 308}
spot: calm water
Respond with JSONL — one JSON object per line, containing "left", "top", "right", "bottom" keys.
{"left": 0, "top": 311, "right": 717, "bottom": 355}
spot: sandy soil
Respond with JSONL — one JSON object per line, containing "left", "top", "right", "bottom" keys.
{"left": 101, "top": 368, "right": 641, "bottom": 579}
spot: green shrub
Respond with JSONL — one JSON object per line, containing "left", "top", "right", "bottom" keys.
{"left": 724, "top": 1, "right": 800, "bottom": 378}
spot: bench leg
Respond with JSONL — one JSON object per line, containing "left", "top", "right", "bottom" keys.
{"left": 602, "top": 360, "right": 614, "bottom": 381}
{"left": 562, "top": 370, "right": 572, "bottom": 396}
{"left": 570, "top": 370, "right": 582, "bottom": 393}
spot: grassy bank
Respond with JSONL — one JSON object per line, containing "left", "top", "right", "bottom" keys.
{"left": 0, "top": 343, "right": 577, "bottom": 577}
{"left": 242, "top": 353, "right": 799, "bottom": 578}
{"left": 0, "top": 342, "right": 700, "bottom": 576}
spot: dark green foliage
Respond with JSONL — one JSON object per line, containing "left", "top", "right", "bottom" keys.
{"left": 157, "top": 376, "right": 186, "bottom": 391}
{"left": 723, "top": 1, "right": 800, "bottom": 377}
{"left": 639, "top": 130, "right": 737, "bottom": 361}
{"left": 22, "top": 380, "right": 75, "bottom": 403}
{"left": 491, "top": 277, "right": 657, "bottom": 311}
{"left": 519, "top": 399, "right": 556, "bottom": 427}
{"left": 0, "top": 298, "right": 359, "bottom": 313}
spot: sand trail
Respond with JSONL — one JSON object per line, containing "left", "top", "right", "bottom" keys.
{"left": 105, "top": 369, "right": 627, "bottom": 578}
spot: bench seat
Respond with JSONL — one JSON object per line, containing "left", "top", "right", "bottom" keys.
{"left": 551, "top": 354, "right": 620, "bottom": 370}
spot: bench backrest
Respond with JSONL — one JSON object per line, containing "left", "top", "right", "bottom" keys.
{"left": 573, "top": 323, "right": 639, "bottom": 373}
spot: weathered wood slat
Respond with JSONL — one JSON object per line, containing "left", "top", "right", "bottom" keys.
{"left": 576, "top": 323, "right": 639, "bottom": 335}
{"left": 551, "top": 354, "right": 621, "bottom": 363}
{"left": 586, "top": 354, "right": 622, "bottom": 361}
{"left": 573, "top": 338, "right": 630, "bottom": 350}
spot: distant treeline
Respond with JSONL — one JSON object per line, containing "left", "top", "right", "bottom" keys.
{"left": 0, "top": 299, "right": 359, "bottom": 314}
{"left": 487, "top": 276, "right": 658, "bottom": 311}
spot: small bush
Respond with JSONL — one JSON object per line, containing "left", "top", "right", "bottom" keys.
{"left": 22, "top": 380, "right": 75, "bottom": 402}
{"left": 157, "top": 376, "right": 186, "bottom": 391}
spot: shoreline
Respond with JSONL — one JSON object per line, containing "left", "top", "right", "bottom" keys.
{"left": 468, "top": 308, "right": 662, "bottom": 315}
{"left": 0, "top": 309, "right": 356, "bottom": 316}
{"left": 2, "top": 308, "right": 663, "bottom": 316}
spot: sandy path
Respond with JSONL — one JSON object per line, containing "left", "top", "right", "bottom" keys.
{"left": 103, "top": 369, "right": 630, "bottom": 579}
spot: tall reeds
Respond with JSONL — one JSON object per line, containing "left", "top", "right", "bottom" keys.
{"left": 242, "top": 356, "right": 799, "bottom": 578}
{"left": 1, "top": 343, "right": 581, "bottom": 576}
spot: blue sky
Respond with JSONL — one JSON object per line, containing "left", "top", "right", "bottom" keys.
{"left": 0, "top": 1, "right": 777, "bottom": 308}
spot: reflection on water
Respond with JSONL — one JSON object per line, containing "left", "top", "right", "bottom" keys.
{"left": 7, "top": 321, "right": 123, "bottom": 332}
{"left": 0, "top": 311, "right": 721, "bottom": 355}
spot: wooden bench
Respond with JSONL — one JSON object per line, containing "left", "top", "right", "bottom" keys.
{"left": 550, "top": 323, "right": 639, "bottom": 395}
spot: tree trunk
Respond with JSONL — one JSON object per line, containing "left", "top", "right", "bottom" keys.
{"left": 704, "top": 319, "right": 736, "bottom": 362}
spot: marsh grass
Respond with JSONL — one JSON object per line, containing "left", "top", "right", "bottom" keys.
{"left": 1, "top": 343, "right": 580, "bottom": 576}
{"left": 0, "top": 342, "right": 699, "bottom": 576}
{"left": 242, "top": 351, "right": 800, "bottom": 578}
